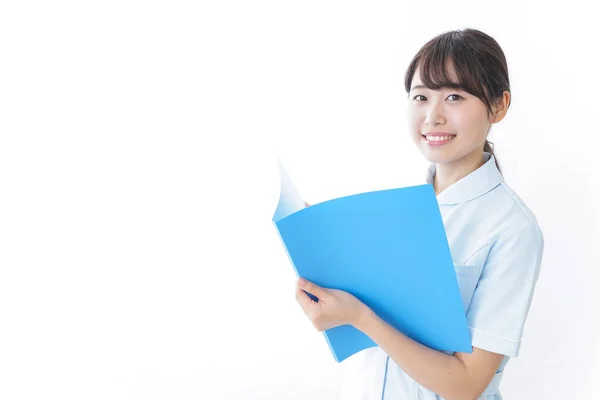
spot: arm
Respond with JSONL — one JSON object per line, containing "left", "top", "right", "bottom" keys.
{"left": 356, "top": 223, "right": 544, "bottom": 399}
{"left": 296, "top": 223, "right": 543, "bottom": 399}
{"left": 296, "top": 278, "right": 503, "bottom": 400}
{"left": 355, "top": 307, "right": 503, "bottom": 400}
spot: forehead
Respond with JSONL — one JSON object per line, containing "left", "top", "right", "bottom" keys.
{"left": 411, "top": 60, "right": 460, "bottom": 89}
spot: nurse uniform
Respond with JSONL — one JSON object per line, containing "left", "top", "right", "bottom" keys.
{"left": 339, "top": 152, "right": 545, "bottom": 400}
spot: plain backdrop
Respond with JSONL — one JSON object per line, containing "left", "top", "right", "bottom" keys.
{"left": 1, "top": 1, "right": 599, "bottom": 399}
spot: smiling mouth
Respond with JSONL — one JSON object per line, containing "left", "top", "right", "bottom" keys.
{"left": 422, "top": 134, "right": 457, "bottom": 142}
{"left": 421, "top": 134, "right": 457, "bottom": 146}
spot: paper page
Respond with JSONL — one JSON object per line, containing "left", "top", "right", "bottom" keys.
{"left": 272, "top": 157, "right": 306, "bottom": 222}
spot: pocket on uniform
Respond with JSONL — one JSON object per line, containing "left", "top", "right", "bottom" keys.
{"left": 453, "top": 263, "right": 482, "bottom": 312}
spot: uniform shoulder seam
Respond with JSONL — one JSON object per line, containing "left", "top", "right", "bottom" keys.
{"left": 497, "top": 182, "right": 537, "bottom": 224}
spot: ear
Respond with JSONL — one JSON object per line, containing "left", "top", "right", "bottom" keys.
{"left": 490, "top": 90, "right": 511, "bottom": 123}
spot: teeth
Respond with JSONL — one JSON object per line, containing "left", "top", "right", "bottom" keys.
{"left": 425, "top": 135, "right": 455, "bottom": 141}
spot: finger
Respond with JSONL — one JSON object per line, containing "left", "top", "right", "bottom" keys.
{"left": 296, "top": 285, "right": 319, "bottom": 311}
{"left": 298, "top": 278, "right": 327, "bottom": 300}
{"left": 295, "top": 285, "right": 313, "bottom": 311}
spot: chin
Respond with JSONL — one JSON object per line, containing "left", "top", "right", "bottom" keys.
{"left": 419, "top": 149, "right": 458, "bottom": 165}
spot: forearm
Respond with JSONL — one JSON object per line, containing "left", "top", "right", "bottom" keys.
{"left": 355, "top": 309, "right": 476, "bottom": 400}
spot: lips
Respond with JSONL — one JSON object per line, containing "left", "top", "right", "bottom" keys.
{"left": 422, "top": 133, "right": 457, "bottom": 141}
{"left": 421, "top": 133, "right": 456, "bottom": 145}
{"left": 422, "top": 132, "right": 456, "bottom": 137}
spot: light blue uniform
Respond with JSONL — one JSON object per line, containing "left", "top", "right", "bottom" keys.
{"left": 339, "top": 152, "right": 545, "bottom": 400}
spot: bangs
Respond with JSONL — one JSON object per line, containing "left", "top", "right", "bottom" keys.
{"left": 406, "top": 33, "right": 492, "bottom": 111}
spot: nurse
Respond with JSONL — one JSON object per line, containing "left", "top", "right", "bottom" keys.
{"left": 295, "top": 28, "right": 544, "bottom": 400}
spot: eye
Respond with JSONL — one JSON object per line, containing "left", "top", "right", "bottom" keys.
{"left": 412, "top": 94, "right": 463, "bottom": 102}
{"left": 447, "top": 94, "right": 463, "bottom": 101}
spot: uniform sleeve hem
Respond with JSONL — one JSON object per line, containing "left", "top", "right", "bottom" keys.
{"left": 469, "top": 327, "right": 521, "bottom": 357}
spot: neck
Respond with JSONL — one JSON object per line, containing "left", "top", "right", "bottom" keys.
{"left": 434, "top": 151, "right": 486, "bottom": 195}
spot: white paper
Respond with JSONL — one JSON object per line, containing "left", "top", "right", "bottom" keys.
{"left": 272, "top": 157, "right": 306, "bottom": 222}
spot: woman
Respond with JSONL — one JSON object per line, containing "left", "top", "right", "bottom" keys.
{"left": 296, "top": 28, "right": 544, "bottom": 400}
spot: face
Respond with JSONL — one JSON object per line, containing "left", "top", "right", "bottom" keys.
{"left": 407, "top": 64, "right": 493, "bottom": 165}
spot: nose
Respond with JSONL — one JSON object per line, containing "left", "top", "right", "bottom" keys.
{"left": 424, "top": 100, "right": 446, "bottom": 126}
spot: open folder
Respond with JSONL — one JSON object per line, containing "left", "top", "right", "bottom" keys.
{"left": 272, "top": 159, "right": 471, "bottom": 362}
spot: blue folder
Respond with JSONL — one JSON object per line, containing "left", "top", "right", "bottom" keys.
{"left": 272, "top": 159, "right": 471, "bottom": 362}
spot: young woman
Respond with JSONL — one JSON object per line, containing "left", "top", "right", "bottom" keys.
{"left": 296, "top": 28, "right": 545, "bottom": 400}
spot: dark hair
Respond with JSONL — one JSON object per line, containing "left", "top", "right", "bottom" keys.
{"left": 404, "top": 28, "right": 510, "bottom": 173}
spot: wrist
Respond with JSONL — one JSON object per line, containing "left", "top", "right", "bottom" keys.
{"left": 353, "top": 305, "right": 376, "bottom": 331}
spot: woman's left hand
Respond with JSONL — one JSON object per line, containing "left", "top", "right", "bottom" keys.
{"left": 295, "top": 278, "right": 372, "bottom": 332}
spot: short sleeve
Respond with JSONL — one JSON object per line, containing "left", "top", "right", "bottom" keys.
{"left": 466, "top": 222, "right": 544, "bottom": 357}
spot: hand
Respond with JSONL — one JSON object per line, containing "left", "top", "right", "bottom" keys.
{"left": 295, "top": 278, "right": 371, "bottom": 332}
{"left": 304, "top": 201, "right": 311, "bottom": 208}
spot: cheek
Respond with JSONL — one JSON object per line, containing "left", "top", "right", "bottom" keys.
{"left": 447, "top": 109, "right": 470, "bottom": 127}
{"left": 406, "top": 110, "right": 422, "bottom": 132}
{"left": 448, "top": 109, "right": 486, "bottom": 137}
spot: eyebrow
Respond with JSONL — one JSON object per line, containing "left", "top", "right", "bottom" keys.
{"left": 410, "top": 84, "right": 465, "bottom": 92}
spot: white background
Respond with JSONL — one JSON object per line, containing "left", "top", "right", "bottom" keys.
{"left": 1, "top": 1, "right": 599, "bottom": 399}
